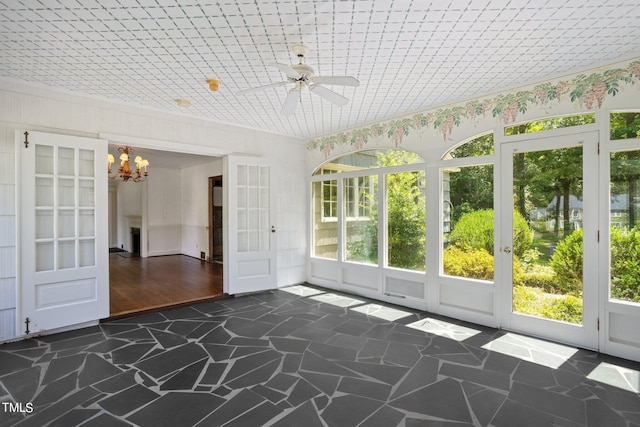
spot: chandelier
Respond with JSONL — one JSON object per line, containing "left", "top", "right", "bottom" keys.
{"left": 107, "top": 146, "right": 149, "bottom": 182}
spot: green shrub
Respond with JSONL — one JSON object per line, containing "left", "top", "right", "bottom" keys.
{"left": 512, "top": 212, "right": 534, "bottom": 257}
{"left": 541, "top": 294, "right": 582, "bottom": 324}
{"left": 443, "top": 245, "right": 494, "bottom": 280}
{"left": 520, "top": 248, "right": 543, "bottom": 270}
{"left": 517, "top": 266, "right": 558, "bottom": 293}
{"left": 610, "top": 227, "right": 640, "bottom": 302}
{"left": 512, "top": 252, "right": 558, "bottom": 292}
{"left": 546, "top": 226, "right": 640, "bottom": 302}
{"left": 449, "top": 209, "right": 532, "bottom": 256}
{"left": 549, "top": 229, "right": 583, "bottom": 295}
{"left": 513, "top": 286, "right": 582, "bottom": 324}
{"left": 448, "top": 209, "right": 493, "bottom": 254}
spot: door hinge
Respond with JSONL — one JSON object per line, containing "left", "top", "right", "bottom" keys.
{"left": 597, "top": 317, "right": 600, "bottom": 331}
{"left": 597, "top": 142, "right": 600, "bottom": 155}
{"left": 597, "top": 230, "right": 600, "bottom": 242}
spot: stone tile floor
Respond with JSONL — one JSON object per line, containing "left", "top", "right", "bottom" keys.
{"left": 1, "top": 284, "right": 639, "bottom": 426}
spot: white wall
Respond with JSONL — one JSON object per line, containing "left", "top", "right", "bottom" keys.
{"left": 0, "top": 79, "right": 307, "bottom": 342}
{"left": 0, "top": 124, "right": 16, "bottom": 341}
{"left": 146, "top": 167, "right": 182, "bottom": 256}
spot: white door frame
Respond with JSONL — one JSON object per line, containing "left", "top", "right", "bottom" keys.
{"left": 498, "top": 128, "right": 599, "bottom": 350}
{"left": 599, "top": 138, "right": 640, "bottom": 362}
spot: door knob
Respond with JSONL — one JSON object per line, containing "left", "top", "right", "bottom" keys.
{"left": 503, "top": 246, "right": 511, "bottom": 254}
{"left": 271, "top": 226, "right": 276, "bottom": 233}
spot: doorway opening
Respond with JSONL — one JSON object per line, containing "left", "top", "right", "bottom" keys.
{"left": 131, "top": 227, "right": 140, "bottom": 255}
{"left": 107, "top": 147, "right": 226, "bottom": 318}
{"left": 209, "top": 175, "right": 223, "bottom": 263}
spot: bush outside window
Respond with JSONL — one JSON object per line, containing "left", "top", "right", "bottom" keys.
{"left": 441, "top": 133, "right": 495, "bottom": 281}
{"left": 609, "top": 112, "right": 640, "bottom": 304}
{"left": 609, "top": 147, "right": 640, "bottom": 304}
{"left": 345, "top": 175, "right": 378, "bottom": 265}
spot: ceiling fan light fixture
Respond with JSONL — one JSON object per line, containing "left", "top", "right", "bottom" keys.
{"left": 207, "top": 79, "right": 221, "bottom": 91}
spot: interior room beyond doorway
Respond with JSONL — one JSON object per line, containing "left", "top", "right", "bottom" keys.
{"left": 107, "top": 145, "right": 225, "bottom": 317}
{"left": 109, "top": 253, "right": 223, "bottom": 317}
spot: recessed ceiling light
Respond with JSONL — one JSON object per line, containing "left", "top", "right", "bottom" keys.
{"left": 176, "top": 99, "right": 191, "bottom": 107}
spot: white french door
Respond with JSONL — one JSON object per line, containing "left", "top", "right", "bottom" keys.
{"left": 18, "top": 131, "right": 109, "bottom": 335}
{"left": 600, "top": 141, "right": 640, "bottom": 362}
{"left": 224, "top": 155, "right": 277, "bottom": 294}
{"left": 499, "top": 130, "right": 599, "bottom": 349}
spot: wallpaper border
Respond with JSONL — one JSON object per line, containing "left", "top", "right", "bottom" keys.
{"left": 307, "top": 60, "right": 640, "bottom": 158}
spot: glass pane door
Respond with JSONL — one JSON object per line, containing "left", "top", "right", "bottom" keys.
{"left": 609, "top": 149, "right": 640, "bottom": 303}
{"left": 500, "top": 130, "right": 598, "bottom": 349}
{"left": 225, "top": 156, "right": 276, "bottom": 295}
{"left": 35, "top": 144, "right": 97, "bottom": 272}
{"left": 236, "top": 164, "right": 270, "bottom": 253}
{"left": 602, "top": 142, "right": 640, "bottom": 361}
{"left": 511, "top": 145, "right": 584, "bottom": 324}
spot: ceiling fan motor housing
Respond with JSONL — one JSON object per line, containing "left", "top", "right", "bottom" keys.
{"left": 291, "top": 63, "right": 314, "bottom": 79}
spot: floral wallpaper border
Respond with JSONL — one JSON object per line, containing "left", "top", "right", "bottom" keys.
{"left": 307, "top": 60, "right": 640, "bottom": 158}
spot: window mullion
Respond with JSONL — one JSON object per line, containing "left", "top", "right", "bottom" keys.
{"left": 337, "top": 177, "right": 345, "bottom": 263}
{"left": 379, "top": 170, "right": 387, "bottom": 271}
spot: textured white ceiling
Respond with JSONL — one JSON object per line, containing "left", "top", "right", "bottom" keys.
{"left": 1, "top": 0, "right": 640, "bottom": 140}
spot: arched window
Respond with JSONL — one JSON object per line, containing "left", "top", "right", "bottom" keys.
{"left": 312, "top": 149, "right": 424, "bottom": 175}
{"left": 440, "top": 133, "right": 495, "bottom": 281}
{"left": 442, "top": 132, "right": 494, "bottom": 159}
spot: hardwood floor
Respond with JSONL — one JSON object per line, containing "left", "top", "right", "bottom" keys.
{"left": 109, "top": 253, "right": 224, "bottom": 317}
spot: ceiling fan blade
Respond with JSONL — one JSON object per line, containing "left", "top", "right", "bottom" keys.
{"left": 309, "top": 84, "right": 349, "bottom": 106}
{"left": 236, "top": 81, "right": 289, "bottom": 96}
{"left": 280, "top": 88, "right": 300, "bottom": 115}
{"left": 271, "top": 62, "right": 301, "bottom": 79}
{"left": 311, "top": 76, "right": 360, "bottom": 86}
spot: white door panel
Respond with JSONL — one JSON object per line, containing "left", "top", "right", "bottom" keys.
{"left": 18, "top": 131, "right": 109, "bottom": 334}
{"left": 224, "top": 156, "right": 276, "bottom": 294}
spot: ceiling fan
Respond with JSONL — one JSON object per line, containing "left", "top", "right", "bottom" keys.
{"left": 237, "top": 45, "right": 359, "bottom": 115}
